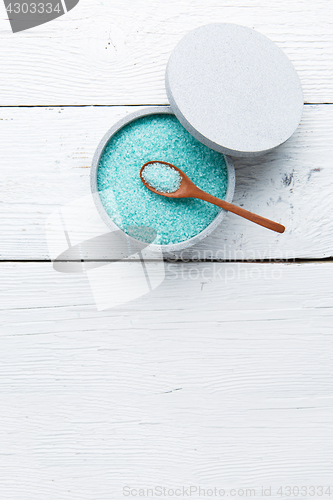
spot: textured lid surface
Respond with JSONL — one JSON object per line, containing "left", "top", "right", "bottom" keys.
{"left": 165, "top": 23, "right": 304, "bottom": 157}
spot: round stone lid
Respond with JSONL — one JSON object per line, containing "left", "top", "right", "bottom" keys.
{"left": 165, "top": 23, "right": 304, "bottom": 157}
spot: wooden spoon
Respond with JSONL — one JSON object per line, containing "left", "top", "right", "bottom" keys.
{"left": 140, "top": 161, "right": 285, "bottom": 234}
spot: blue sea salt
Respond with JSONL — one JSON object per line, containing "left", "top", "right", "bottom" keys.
{"left": 97, "top": 114, "right": 228, "bottom": 245}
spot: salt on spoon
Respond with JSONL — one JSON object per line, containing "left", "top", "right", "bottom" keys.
{"left": 141, "top": 161, "right": 182, "bottom": 193}
{"left": 140, "top": 161, "right": 285, "bottom": 233}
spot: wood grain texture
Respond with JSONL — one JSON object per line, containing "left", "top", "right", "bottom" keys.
{"left": 0, "top": 104, "right": 332, "bottom": 261}
{"left": 0, "top": 261, "right": 332, "bottom": 499}
{"left": 0, "top": 0, "right": 332, "bottom": 105}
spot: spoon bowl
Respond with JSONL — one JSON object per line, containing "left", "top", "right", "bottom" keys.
{"left": 141, "top": 161, "right": 285, "bottom": 233}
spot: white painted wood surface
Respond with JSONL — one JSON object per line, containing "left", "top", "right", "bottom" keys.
{"left": 0, "top": 0, "right": 332, "bottom": 498}
{"left": 1, "top": 262, "right": 333, "bottom": 499}
{"left": 0, "top": 0, "right": 332, "bottom": 105}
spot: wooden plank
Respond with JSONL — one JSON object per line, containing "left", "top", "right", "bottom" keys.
{"left": 0, "top": 104, "right": 332, "bottom": 261}
{"left": 0, "top": 261, "right": 332, "bottom": 498}
{"left": 0, "top": 0, "right": 332, "bottom": 105}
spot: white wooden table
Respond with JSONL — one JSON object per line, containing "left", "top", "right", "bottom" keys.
{"left": 0, "top": 1, "right": 332, "bottom": 499}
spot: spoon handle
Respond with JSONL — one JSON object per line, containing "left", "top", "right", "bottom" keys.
{"left": 194, "top": 190, "right": 285, "bottom": 233}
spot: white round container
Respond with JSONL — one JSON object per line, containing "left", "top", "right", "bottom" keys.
{"left": 91, "top": 106, "right": 235, "bottom": 252}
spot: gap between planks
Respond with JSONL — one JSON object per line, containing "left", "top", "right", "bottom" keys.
{"left": 1, "top": 258, "right": 332, "bottom": 263}
{"left": 0, "top": 103, "right": 332, "bottom": 108}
